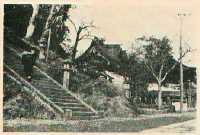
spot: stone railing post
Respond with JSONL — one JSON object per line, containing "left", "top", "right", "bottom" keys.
{"left": 63, "top": 109, "right": 72, "bottom": 120}
{"left": 63, "top": 64, "right": 70, "bottom": 89}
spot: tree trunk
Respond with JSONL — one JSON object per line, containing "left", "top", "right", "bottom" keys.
{"left": 158, "top": 81, "right": 162, "bottom": 110}
{"left": 38, "top": 5, "right": 55, "bottom": 60}
{"left": 44, "top": 5, "right": 55, "bottom": 30}
{"left": 63, "top": 64, "right": 70, "bottom": 89}
{"left": 25, "top": 4, "right": 39, "bottom": 38}
{"left": 45, "top": 29, "right": 51, "bottom": 62}
{"left": 72, "top": 28, "right": 81, "bottom": 61}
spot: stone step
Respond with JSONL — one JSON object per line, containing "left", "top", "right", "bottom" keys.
{"left": 29, "top": 75, "right": 47, "bottom": 80}
{"left": 72, "top": 111, "right": 96, "bottom": 116}
{"left": 5, "top": 60, "right": 21, "bottom": 66}
{"left": 15, "top": 64, "right": 24, "bottom": 69}
{"left": 71, "top": 115, "right": 101, "bottom": 120}
{"left": 9, "top": 67, "right": 23, "bottom": 73}
{"left": 48, "top": 94, "right": 75, "bottom": 100}
{"left": 54, "top": 102, "right": 84, "bottom": 107}
{"left": 49, "top": 97, "right": 78, "bottom": 103}
{"left": 8, "top": 66, "right": 23, "bottom": 74}
{"left": 32, "top": 68, "right": 47, "bottom": 74}
{"left": 34, "top": 85, "right": 62, "bottom": 91}
{"left": 7, "top": 63, "right": 45, "bottom": 79}
{"left": 31, "top": 80, "right": 58, "bottom": 86}
{"left": 31, "top": 72, "right": 46, "bottom": 78}
{"left": 31, "top": 79, "right": 52, "bottom": 84}
{"left": 6, "top": 65, "right": 25, "bottom": 77}
{"left": 4, "top": 46, "right": 100, "bottom": 120}
{"left": 62, "top": 106, "right": 89, "bottom": 112}
{"left": 39, "top": 92, "right": 68, "bottom": 98}
{"left": 35, "top": 88, "right": 64, "bottom": 94}
{"left": 5, "top": 56, "right": 45, "bottom": 77}
{"left": 34, "top": 84, "right": 64, "bottom": 92}
{"left": 40, "top": 89, "right": 70, "bottom": 96}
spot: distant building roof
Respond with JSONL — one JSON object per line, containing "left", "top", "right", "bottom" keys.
{"left": 148, "top": 83, "right": 180, "bottom": 92}
{"left": 105, "top": 71, "right": 128, "bottom": 90}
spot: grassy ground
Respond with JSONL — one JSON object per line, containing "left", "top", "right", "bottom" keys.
{"left": 4, "top": 111, "right": 196, "bottom": 132}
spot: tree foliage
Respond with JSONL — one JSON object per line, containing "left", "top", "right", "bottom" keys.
{"left": 136, "top": 36, "right": 191, "bottom": 109}
{"left": 137, "top": 36, "right": 174, "bottom": 83}
{"left": 4, "top": 4, "right": 33, "bottom": 37}
{"left": 38, "top": 5, "right": 72, "bottom": 58}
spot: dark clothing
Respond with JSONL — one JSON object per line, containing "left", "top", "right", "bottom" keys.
{"left": 21, "top": 52, "right": 36, "bottom": 81}
{"left": 24, "top": 64, "right": 33, "bottom": 76}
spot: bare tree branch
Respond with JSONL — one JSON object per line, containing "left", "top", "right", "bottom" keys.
{"left": 80, "top": 25, "right": 95, "bottom": 31}
{"left": 78, "top": 34, "right": 96, "bottom": 41}
{"left": 144, "top": 60, "right": 159, "bottom": 82}
{"left": 68, "top": 17, "right": 78, "bottom": 32}
{"left": 76, "top": 22, "right": 96, "bottom": 41}
{"left": 71, "top": 21, "right": 96, "bottom": 60}
{"left": 79, "top": 37, "right": 95, "bottom": 41}
{"left": 161, "top": 48, "right": 191, "bottom": 82}
{"left": 78, "top": 30, "right": 90, "bottom": 40}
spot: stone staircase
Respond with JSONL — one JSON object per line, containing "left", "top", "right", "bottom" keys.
{"left": 4, "top": 45, "right": 100, "bottom": 120}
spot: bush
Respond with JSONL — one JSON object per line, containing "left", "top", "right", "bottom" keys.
{"left": 3, "top": 74, "right": 56, "bottom": 120}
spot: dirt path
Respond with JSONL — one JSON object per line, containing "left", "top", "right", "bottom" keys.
{"left": 140, "top": 119, "right": 196, "bottom": 134}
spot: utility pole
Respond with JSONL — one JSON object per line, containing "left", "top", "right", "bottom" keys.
{"left": 178, "top": 13, "right": 184, "bottom": 113}
{"left": 188, "top": 80, "right": 191, "bottom": 109}
{"left": 177, "top": 13, "right": 189, "bottom": 112}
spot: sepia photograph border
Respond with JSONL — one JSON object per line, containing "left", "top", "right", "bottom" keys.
{"left": 0, "top": 0, "right": 200, "bottom": 135}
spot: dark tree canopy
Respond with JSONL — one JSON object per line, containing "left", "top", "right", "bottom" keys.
{"left": 4, "top": 4, "right": 33, "bottom": 37}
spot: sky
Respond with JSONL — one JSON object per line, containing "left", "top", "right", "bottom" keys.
{"left": 66, "top": 0, "right": 199, "bottom": 67}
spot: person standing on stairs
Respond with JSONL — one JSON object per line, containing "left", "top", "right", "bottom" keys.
{"left": 21, "top": 47, "right": 37, "bottom": 82}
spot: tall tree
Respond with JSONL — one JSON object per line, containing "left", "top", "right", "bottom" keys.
{"left": 69, "top": 20, "right": 96, "bottom": 61}
{"left": 127, "top": 54, "right": 149, "bottom": 102}
{"left": 38, "top": 5, "right": 72, "bottom": 60}
{"left": 25, "top": 4, "right": 39, "bottom": 39}
{"left": 63, "top": 20, "right": 96, "bottom": 89}
{"left": 136, "top": 36, "right": 190, "bottom": 110}
{"left": 35, "top": 5, "right": 96, "bottom": 89}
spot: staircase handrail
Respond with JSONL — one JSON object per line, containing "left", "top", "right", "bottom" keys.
{"left": 5, "top": 46, "right": 98, "bottom": 114}
{"left": 4, "top": 64, "right": 65, "bottom": 115}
